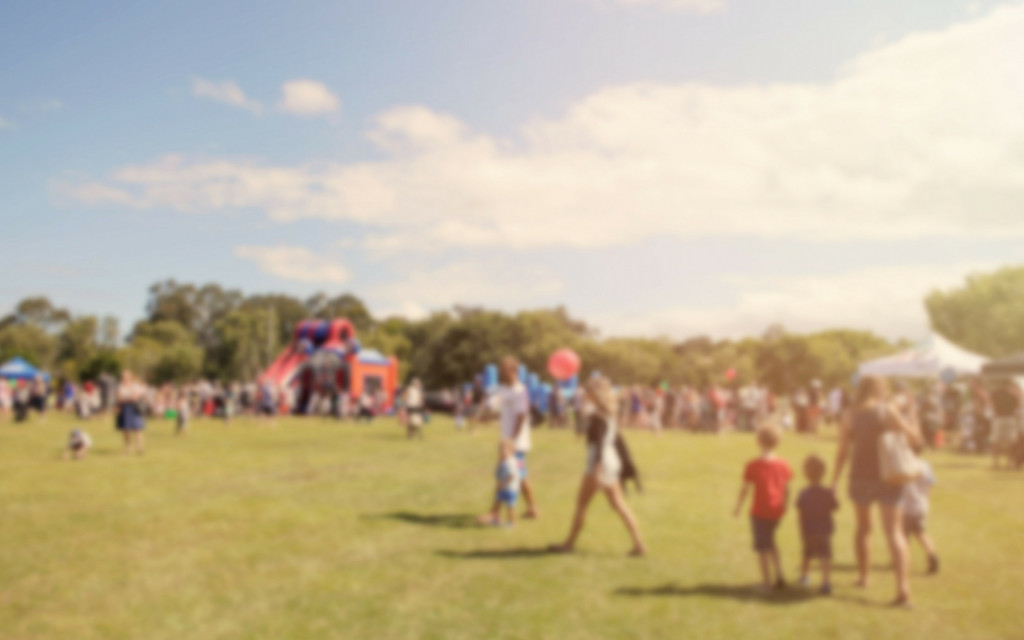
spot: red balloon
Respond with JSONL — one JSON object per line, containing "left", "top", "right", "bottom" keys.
{"left": 724, "top": 367, "right": 737, "bottom": 381}
{"left": 548, "top": 348, "right": 581, "bottom": 381}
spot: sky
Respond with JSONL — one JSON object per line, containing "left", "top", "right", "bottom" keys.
{"left": 1, "top": 0, "right": 1022, "bottom": 342}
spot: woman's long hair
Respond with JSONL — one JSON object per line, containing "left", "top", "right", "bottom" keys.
{"left": 585, "top": 376, "right": 617, "bottom": 417}
{"left": 854, "top": 375, "right": 888, "bottom": 408}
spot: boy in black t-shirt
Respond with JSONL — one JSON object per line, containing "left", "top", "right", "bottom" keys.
{"left": 796, "top": 455, "right": 839, "bottom": 595}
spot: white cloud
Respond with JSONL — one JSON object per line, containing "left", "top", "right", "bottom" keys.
{"left": 370, "top": 261, "right": 565, "bottom": 317}
{"left": 603, "top": 262, "right": 994, "bottom": 341}
{"left": 234, "top": 245, "right": 350, "bottom": 283}
{"left": 191, "top": 78, "right": 264, "bottom": 115}
{"left": 277, "top": 79, "right": 340, "bottom": 116}
{"left": 74, "top": 6, "right": 1024, "bottom": 251}
{"left": 599, "top": 0, "right": 726, "bottom": 13}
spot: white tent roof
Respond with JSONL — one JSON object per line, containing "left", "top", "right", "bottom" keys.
{"left": 858, "top": 333, "right": 988, "bottom": 379}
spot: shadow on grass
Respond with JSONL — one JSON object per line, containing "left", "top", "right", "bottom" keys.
{"left": 90, "top": 448, "right": 129, "bottom": 457}
{"left": 831, "top": 562, "right": 892, "bottom": 573}
{"left": 436, "top": 547, "right": 555, "bottom": 560}
{"left": 932, "top": 461, "right": 984, "bottom": 470}
{"left": 614, "top": 582, "right": 817, "bottom": 605}
{"left": 372, "top": 511, "right": 481, "bottom": 529}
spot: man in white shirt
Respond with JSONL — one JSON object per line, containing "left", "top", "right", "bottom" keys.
{"left": 479, "top": 356, "right": 538, "bottom": 524}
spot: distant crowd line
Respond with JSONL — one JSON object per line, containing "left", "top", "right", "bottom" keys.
{"left": 6, "top": 360, "right": 1023, "bottom": 610}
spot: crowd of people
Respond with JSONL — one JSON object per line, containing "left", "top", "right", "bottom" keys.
{"left": 466, "top": 362, "right": 949, "bottom": 608}
{"left": 7, "top": 354, "right": 1023, "bottom": 611}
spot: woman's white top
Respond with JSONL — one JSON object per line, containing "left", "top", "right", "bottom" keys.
{"left": 586, "top": 414, "right": 621, "bottom": 487}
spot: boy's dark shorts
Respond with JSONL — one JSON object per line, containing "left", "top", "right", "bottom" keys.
{"left": 802, "top": 534, "right": 832, "bottom": 560}
{"left": 903, "top": 513, "right": 926, "bottom": 535}
{"left": 751, "top": 517, "right": 780, "bottom": 552}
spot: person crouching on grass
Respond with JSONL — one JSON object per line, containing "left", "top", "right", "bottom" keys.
{"left": 64, "top": 428, "right": 92, "bottom": 460}
{"left": 491, "top": 440, "right": 522, "bottom": 527}
{"left": 796, "top": 455, "right": 839, "bottom": 594}
{"left": 733, "top": 425, "right": 793, "bottom": 590}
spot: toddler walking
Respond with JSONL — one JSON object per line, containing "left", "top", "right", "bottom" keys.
{"left": 903, "top": 447, "right": 940, "bottom": 574}
{"left": 796, "top": 455, "right": 839, "bottom": 594}
{"left": 493, "top": 440, "right": 522, "bottom": 527}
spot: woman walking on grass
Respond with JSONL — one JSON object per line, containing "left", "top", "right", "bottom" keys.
{"left": 550, "top": 375, "right": 647, "bottom": 557}
{"left": 831, "top": 375, "right": 921, "bottom": 608}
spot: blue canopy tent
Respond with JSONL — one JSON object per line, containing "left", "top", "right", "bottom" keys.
{"left": 0, "top": 357, "right": 50, "bottom": 382}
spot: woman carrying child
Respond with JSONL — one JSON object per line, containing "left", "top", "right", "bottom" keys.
{"left": 831, "top": 375, "right": 922, "bottom": 608}
{"left": 550, "top": 375, "right": 646, "bottom": 556}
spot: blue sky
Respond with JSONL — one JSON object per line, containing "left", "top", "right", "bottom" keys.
{"left": 1, "top": 0, "right": 1022, "bottom": 341}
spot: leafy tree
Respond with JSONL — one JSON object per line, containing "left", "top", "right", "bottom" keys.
{"left": 0, "top": 323, "right": 57, "bottom": 368}
{"left": 79, "top": 349, "right": 122, "bottom": 381}
{"left": 122, "top": 319, "right": 203, "bottom": 383}
{"left": 305, "top": 293, "right": 375, "bottom": 332}
{"left": 242, "top": 294, "right": 308, "bottom": 348}
{"left": 55, "top": 316, "right": 100, "bottom": 379}
{"left": 756, "top": 329, "right": 892, "bottom": 394}
{"left": 210, "top": 307, "right": 277, "bottom": 381}
{"left": 926, "top": 266, "right": 1024, "bottom": 357}
{"left": 0, "top": 296, "right": 71, "bottom": 331}
{"left": 146, "top": 280, "right": 243, "bottom": 350}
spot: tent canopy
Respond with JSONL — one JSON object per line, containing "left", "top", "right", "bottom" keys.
{"left": 0, "top": 357, "right": 50, "bottom": 381}
{"left": 857, "top": 333, "right": 987, "bottom": 380}
{"left": 981, "top": 352, "right": 1024, "bottom": 377}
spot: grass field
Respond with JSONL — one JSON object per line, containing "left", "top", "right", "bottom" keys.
{"left": 1, "top": 413, "right": 1021, "bottom": 640}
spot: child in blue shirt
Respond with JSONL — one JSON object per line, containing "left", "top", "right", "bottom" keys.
{"left": 796, "top": 455, "right": 839, "bottom": 594}
{"left": 494, "top": 440, "right": 522, "bottom": 527}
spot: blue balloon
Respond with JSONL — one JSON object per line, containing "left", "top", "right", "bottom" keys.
{"left": 483, "top": 364, "right": 498, "bottom": 390}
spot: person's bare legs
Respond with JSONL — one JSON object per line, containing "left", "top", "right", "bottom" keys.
{"left": 854, "top": 503, "right": 872, "bottom": 587}
{"left": 757, "top": 552, "right": 772, "bottom": 588}
{"left": 123, "top": 431, "right": 132, "bottom": 454}
{"left": 881, "top": 504, "right": 911, "bottom": 604}
{"left": 603, "top": 482, "right": 646, "bottom": 556}
{"left": 769, "top": 547, "right": 785, "bottom": 584}
{"left": 521, "top": 478, "right": 538, "bottom": 519}
{"left": 914, "top": 531, "right": 937, "bottom": 558}
{"left": 550, "top": 474, "right": 598, "bottom": 552}
{"left": 799, "top": 556, "right": 811, "bottom": 584}
{"left": 478, "top": 482, "right": 503, "bottom": 525}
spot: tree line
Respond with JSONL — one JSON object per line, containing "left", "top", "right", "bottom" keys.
{"left": 1, "top": 266, "right": 1018, "bottom": 392}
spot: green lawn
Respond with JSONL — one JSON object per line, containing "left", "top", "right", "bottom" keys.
{"left": 1, "top": 413, "right": 1020, "bottom": 639}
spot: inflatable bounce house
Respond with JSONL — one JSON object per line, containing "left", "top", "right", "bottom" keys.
{"left": 260, "top": 318, "right": 399, "bottom": 414}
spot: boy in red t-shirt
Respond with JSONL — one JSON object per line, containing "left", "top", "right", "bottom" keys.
{"left": 733, "top": 425, "right": 793, "bottom": 590}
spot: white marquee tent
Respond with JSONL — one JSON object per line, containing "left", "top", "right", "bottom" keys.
{"left": 857, "top": 332, "right": 988, "bottom": 380}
